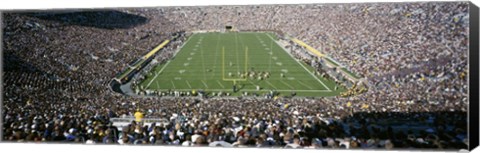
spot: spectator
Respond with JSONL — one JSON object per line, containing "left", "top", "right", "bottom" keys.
{"left": 2, "top": 2, "right": 469, "bottom": 150}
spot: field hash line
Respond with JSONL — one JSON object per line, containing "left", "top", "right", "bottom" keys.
{"left": 265, "top": 33, "right": 331, "bottom": 91}
{"left": 201, "top": 80, "right": 209, "bottom": 89}
{"left": 265, "top": 80, "right": 278, "bottom": 90}
{"left": 170, "top": 80, "right": 177, "bottom": 89}
{"left": 216, "top": 80, "right": 225, "bottom": 88}
{"left": 186, "top": 80, "right": 192, "bottom": 88}
{"left": 248, "top": 80, "right": 256, "bottom": 86}
{"left": 200, "top": 44, "right": 207, "bottom": 80}
{"left": 211, "top": 33, "right": 222, "bottom": 78}
{"left": 280, "top": 80, "right": 295, "bottom": 89}
{"left": 297, "top": 80, "right": 314, "bottom": 90}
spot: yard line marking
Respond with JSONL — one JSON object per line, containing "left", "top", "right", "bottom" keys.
{"left": 156, "top": 81, "right": 160, "bottom": 89}
{"left": 200, "top": 42, "right": 207, "bottom": 80}
{"left": 280, "top": 80, "right": 295, "bottom": 89}
{"left": 237, "top": 32, "right": 249, "bottom": 74}
{"left": 265, "top": 80, "right": 278, "bottom": 90}
{"left": 171, "top": 80, "right": 176, "bottom": 89}
{"left": 211, "top": 33, "right": 222, "bottom": 78}
{"left": 201, "top": 80, "right": 209, "bottom": 89}
{"left": 153, "top": 89, "right": 331, "bottom": 92}
{"left": 297, "top": 80, "right": 314, "bottom": 90}
{"left": 234, "top": 32, "right": 240, "bottom": 73}
{"left": 265, "top": 33, "right": 331, "bottom": 91}
{"left": 216, "top": 80, "right": 225, "bottom": 88}
{"left": 146, "top": 60, "right": 171, "bottom": 88}
{"left": 146, "top": 33, "right": 196, "bottom": 88}
{"left": 248, "top": 79, "right": 256, "bottom": 86}
{"left": 269, "top": 37, "right": 273, "bottom": 72}
{"left": 186, "top": 80, "right": 192, "bottom": 88}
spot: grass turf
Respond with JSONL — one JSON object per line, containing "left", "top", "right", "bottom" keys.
{"left": 139, "top": 32, "right": 346, "bottom": 97}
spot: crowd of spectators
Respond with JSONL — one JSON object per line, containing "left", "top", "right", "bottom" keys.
{"left": 2, "top": 2, "right": 469, "bottom": 150}
{"left": 163, "top": 2, "right": 468, "bottom": 108}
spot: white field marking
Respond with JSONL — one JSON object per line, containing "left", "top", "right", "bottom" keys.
{"left": 234, "top": 32, "right": 241, "bottom": 73}
{"left": 186, "top": 80, "right": 192, "bottom": 88}
{"left": 146, "top": 33, "right": 197, "bottom": 88}
{"left": 248, "top": 79, "right": 256, "bottom": 86}
{"left": 236, "top": 31, "right": 249, "bottom": 75}
{"left": 200, "top": 41, "right": 207, "bottom": 80}
{"left": 265, "top": 33, "right": 331, "bottom": 91}
{"left": 268, "top": 35, "right": 277, "bottom": 71}
{"left": 201, "top": 80, "right": 209, "bottom": 89}
{"left": 184, "top": 63, "right": 189, "bottom": 66}
{"left": 190, "top": 52, "right": 195, "bottom": 55}
{"left": 268, "top": 40, "right": 273, "bottom": 72}
{"left": 187, "top": 57, "right": 192, "bottom": 60}
{"left": 297, "top": 80, "right": 314, "bottom": 90}
{"left": 280, "top": 80, "right": 295, "bottom": 89}
{"left": 212, "top": 33, "right": 222, "bottom": 72}
{"left": 287, "top": 77, "right": 295, "bottom": 80}
{"left": 193, "top": 48, "right": 197, "bottom": 51}
{"left": 272, "top": 56, "right": 277, "bottom": 60}
{"left": 281, "top": 69, "right": 288, "bottom": 73}
{"left": 265, "top": 80, "right": 278, "bottom": 90}
{"left": 171, "top": 80, "right": 176, "bottom": 89}
{"left": 276, "top": 62, "right": 282, "bottom": 66}
{"left": 156, "top": 81, "right": 160, "bottom": 89}
{"left": 179, "top": 69, "right": 186, "bottom": 74}
{"left": 146, "top": 61, "right": 171, "bottom": 88}
{"left": 262, "top": 44, "right": 266, "bottom": 46}
{"left": 216, "top": 80, "right": 225, "bottom": 88}
{"left": 265, "top": 48, "right": 269, "bottom": 50}
{"left": 153, "top": 89, "right": 331, "bottom": 92}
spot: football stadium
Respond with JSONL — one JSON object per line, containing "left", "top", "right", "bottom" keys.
{"left": 133, "top": 32, "right": 348, "bottom": 97}
{"left": 2, "top": 2, "right": 475, "bottom": 150}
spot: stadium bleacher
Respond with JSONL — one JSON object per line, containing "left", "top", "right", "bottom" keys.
{"left": 2, "top": 2, "right": 470, "bottom": 149}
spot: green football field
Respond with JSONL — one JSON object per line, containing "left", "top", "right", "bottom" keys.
{"left": 139, "top": 32, "right": 346, "bottom": 97}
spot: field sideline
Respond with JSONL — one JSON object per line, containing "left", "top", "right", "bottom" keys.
{"left": 139, "top": 32, "right": 346, "bottom": 97}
